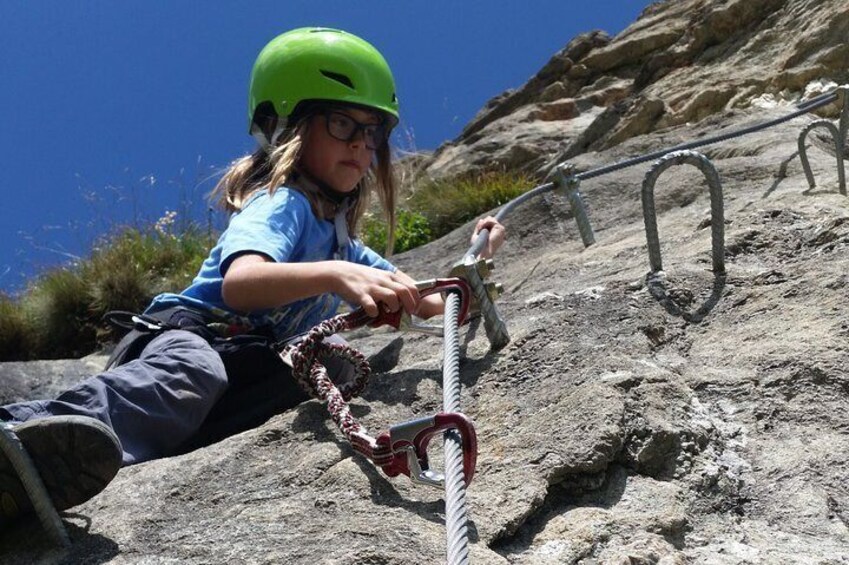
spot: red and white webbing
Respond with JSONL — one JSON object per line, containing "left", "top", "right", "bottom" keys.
{"left": 286, "top": 313, "right": 394, "bottom": 467}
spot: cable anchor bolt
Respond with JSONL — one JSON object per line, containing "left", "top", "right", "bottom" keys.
{"left": 554, "top": 163, "right": 596, "bottom": 247}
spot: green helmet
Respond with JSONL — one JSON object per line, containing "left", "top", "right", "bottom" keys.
{"left": 248, "top": 27, "right": 399, "bottom": 145}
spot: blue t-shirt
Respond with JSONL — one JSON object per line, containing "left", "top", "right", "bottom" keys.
{"left": 146, "top": 187, "right": 395, "bottom": 340}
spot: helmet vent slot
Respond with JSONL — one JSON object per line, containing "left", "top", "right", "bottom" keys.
{"left": 320, "top": 70, "right": 355, "bottom": 90}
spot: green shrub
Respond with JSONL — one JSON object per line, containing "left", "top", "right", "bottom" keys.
{"left": 23, "top": 267, "right": 96, "bottom": 359}
{"left": 361, "top": 170, "right": 532, "bottom": 255}
{"left": 408, "top": 170, "right": 533, "bottom": 239}
{"left": 394, "top": 209, "right": 433, "bottom": 253}
{"left": 0, "top": 294, "right": 37, "bottom": 361}
{"left": 84, "top": 227, "right": 210, "bottom": 314}
{"left": 361, "top": 209, "right": 432, "bottom": 255}
{"left": 0, "top": 222, "right": 213, "bottom": 361}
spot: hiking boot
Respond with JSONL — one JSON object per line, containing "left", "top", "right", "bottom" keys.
{"left": 0, "top": 415, "right": 122, "bottom": 527}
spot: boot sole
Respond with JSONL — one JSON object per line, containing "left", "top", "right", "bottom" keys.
{"left": 0, "top": 416, "right": 122, "bottom": 523}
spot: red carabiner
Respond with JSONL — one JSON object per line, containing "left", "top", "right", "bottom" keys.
{"left": 375, "top": 412, "right": 477, "bottom": 487}
{"left": 344, "top": 277, "right": 473, "bottom": 333}
{"left": 414, "top": 278, "right": 473, "bottom": 326}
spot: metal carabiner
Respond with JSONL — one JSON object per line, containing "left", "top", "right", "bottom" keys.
{"left": 343, "top": 277, "right": 473, "bottom": 334}
{"left": 396, "top": 315, "right": 444, "bottom": 337}
{"left": 390, "top": 278, "right": 475, "bottom": 336}
{"left": 376, "top": 412, "right": 478, "bottom": 488}
{"left": 414, "top": 278, "right": 472, "bottom": 324}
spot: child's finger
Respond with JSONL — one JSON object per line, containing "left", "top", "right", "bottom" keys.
{"left": 386, "top": 278, "right": 418, "bottom": 314}
{"left": 398, "top": 285, "right": 419, "bottom": 314}
{"left": 476, "top": 216, "right": 496, "bottom": 233}
{"left": 374, "top": 286, "right": 402, "bottom": 313}
{"left": 471, "top": 220, "right": 486, "bottom": 241}
{"left": 388, "top": 270, "right": 421, "bottom": 314}
{"left": 359, "top": 294, "right": 379, "bottom": 317}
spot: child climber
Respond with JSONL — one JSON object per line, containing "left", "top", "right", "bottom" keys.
{"left": 0, "top": 27, "right": 506, "bottom": 537}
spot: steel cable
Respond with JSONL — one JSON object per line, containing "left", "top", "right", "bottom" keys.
{"left": 452, "top": 89, "right": 843, "bottom": 563}
{"left": 578, "top": 92, "right": 839, "bottom": 182}
{"left": 442, "top": 292, "right": 471, "bottom": 565}
{"left": 466, "top": 90, "right": 841, "bottom": 258}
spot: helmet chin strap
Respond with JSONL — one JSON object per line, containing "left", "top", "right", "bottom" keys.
{"left": 290, "top": 169, "right": 357, "bottom": 262}
{"left": 251, "top": 120, "right": 287, "bottom": 153}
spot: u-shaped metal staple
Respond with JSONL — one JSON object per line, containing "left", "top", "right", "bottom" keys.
{"left": 798, "top": 119, "right": 846, "bottom": 195}
{"left": 642, "top": 150, "right": 725, "bottom": 275}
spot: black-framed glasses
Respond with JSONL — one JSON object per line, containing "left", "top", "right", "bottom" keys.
{"left": 323, "top": 110, "right": 388, "bottom": 150}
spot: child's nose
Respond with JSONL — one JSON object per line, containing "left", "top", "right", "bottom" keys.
{"left": 348, "top": 127, "right": 367, "bottom": 147}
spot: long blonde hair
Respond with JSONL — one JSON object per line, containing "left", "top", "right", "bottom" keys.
{"left": 210, "top": 112, "right": 397, "bottom": 253}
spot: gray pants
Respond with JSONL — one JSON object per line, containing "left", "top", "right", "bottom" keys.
{"left": 0, "top": 329, "right": 356, "bottom": 467}
{"left": 1, "top": 331, "right": 229, "bottom": 465}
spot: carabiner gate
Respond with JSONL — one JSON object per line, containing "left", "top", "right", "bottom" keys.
{"left": 376, "top": 412, "right": 477, "bottom": 488}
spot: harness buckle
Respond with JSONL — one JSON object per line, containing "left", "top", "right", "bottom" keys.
{"left": 376, "top": 413, "right": 478, "bottom": 488}
{"left": 103, "top": 310, "right": 170, "bottom": 333}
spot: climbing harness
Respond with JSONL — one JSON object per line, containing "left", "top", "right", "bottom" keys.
{"left": 287, "top": 278, "right": 478, "bottom": 487}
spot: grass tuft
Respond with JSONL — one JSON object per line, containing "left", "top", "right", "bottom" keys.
{"left": 0, "top": 223, "right": 212, "bottom": 361}
{"left": 361, "top": 209, "right": 432, "bottom": 255}
{"left": 407, "top": 170, "right": 533, "bottom": 239}
{"left": 25, "top": 268, "right": 97, "bottom": 358}
{"left": 0, "top": 294, "right": 37, "bottom": 361}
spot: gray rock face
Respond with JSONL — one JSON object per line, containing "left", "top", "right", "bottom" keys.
{"left": 3, "top": 3, "right": 849, "bottom": 564}
{"left": 4, "top": 106, "right": 848, "bottom": 565}
{"left": 0, "top": 354, "right": 108, "bottom": 406}
{"left": 423, "top": 0, "right": 849, "bottom": 180}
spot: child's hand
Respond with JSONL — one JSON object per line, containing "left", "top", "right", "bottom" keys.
{"left": 471, "top": 216, "right": 507, "bottom": 259}
{"left": 332, "top": 263, "right": 420, "bottom": 318}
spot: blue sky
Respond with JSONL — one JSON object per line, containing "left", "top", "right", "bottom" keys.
{"left": 0, "top": 1, "right": 653, "bottom": 294}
